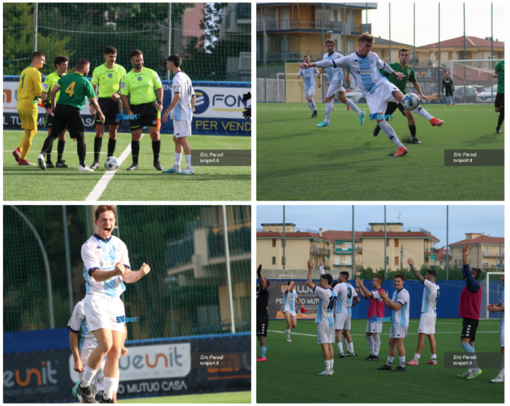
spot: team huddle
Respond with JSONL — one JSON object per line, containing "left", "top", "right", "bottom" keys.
{"left": 67, "top": 205, "right": 151, "bottom": 403}
{"left": 298, "top": 32, "right": 444, "bottom": 157}
{"left": 14, "top": 47, "right": 196, "bottom": 174}
{"left": 256, "top": 241, "right": 504, "bottom": 383}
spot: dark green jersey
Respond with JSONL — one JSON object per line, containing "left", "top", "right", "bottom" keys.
{"left": 380, "top": 62, "right": 416, "bottom": 94}
{"left": 495, "top": 60, "right": 504, "bottom": 93}
{"left": 42, "top": 71, "right": 65, "bottom": 103}
{"left": 120, "top": 67, "right": 162, "bottom": 105}
{"left": 91, "top": 63, "right": 126, "bottom": 98}
{"left": 56, "top": 72, "right": 96, "bottom": 109}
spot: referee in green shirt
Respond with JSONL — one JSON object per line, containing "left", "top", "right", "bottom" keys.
{"left": 494, "top": 60, "right": 504, "bottom": 133}
{"left": 90, "top": 46, "right": 127, "bottom": 169}
{"left": 41, "top": 55, "right": 69, "bottom": 168}
{"left": 373, "top": 48, "right": 428, "bottom": 144}
{"left": 37, "top": 58, "right": 105, "bottom": 172}
{"left": 121, "top": 49, "right": 164, "bottom": 171}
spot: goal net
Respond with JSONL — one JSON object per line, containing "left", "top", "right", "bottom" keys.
{"left": 480, "top": 272, "right": 505, "bottom": 320}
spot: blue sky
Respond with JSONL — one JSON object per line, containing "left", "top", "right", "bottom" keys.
{"left": 257, "top": 205, "right": 504, "bottom": 248}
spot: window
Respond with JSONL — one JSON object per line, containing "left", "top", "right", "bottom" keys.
{"left": 440, "top": 261, "right": 443, "bottom": 265}
{"left": 395, "top": 257, "right": 399, "bottom": 265}
{"left": 272, "top": 239, "right": 276, "bottom": 247}
{"left": 386, "top": 257, "right": 389, "bottom": 265}
{"left": 386, "top": 239, "right": 390, "bottom": 247}
{"left": 469, "top": 259, "right": 472, "bottom": 265}
{"left": 333, "top": 10, "right": 338, "bottom": 21}
{"left": 348, "top": 40, "right": 355, "bottom": 54}
{"left": 394, "top": 239, "right": 399, "bottom": 248}
{"left": 484, "top": 247, "right": 488, "bottom": 255}
{"left": 455, "top": 259, "right": 458, "bottom": 267}
{"left": 272, "top": 257, "right": 276, "bottom": 265}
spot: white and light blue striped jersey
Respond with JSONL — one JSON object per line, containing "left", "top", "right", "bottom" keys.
{"left": 82, "top": 234, "right": 129, "bottom": 298}
{"left": 171, "top": 71, "right": 194, "bottom": 121}
{"left": 391, "top": 288, "right": 410, "bottom": 327}
{"left": 334, "top": 282, "right": 358, "bottom": 315}
{"left": 283, "top": 289, "right": 298, "bottom": 313}
{"left": 316, "top": 52, "right": 392, "bottom": 96}
{"left": 323, "top": 52, "right": 343, "bottom": 84}
{"left": 297, "top": 67, "right": 319, "bottom": 90}
{"left": 421, "top": 279, "right": 440, "bottom": 315}
{"left": 314, "top": 286, "right": 337, "bottom": 327}
{"left": 67, "top": 299, "right": 94, "bottom": 353}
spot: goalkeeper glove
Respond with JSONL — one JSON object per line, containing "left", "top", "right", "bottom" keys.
{"left": 242, "top": 92, "right": 251, "bottom": 103}
{"left": 257, "top": 264, "right": 262, "bottom": 278}
{"left": 243, "top": 107, "right": 251, "bottom": 119}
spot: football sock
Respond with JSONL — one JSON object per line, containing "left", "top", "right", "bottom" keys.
{"left": 324, "top": 360, "right": 329, "bottom": 371}
{"left": 308, "top": 100, "right": 315, "bottom": 112}
{"left": 20, "top": 129, "right": 37, "bottom": 160}
{"left": 399, "top": 356, "right": 406, "bottom": 367}
{"left": 451, "top": 96, "right": 455, "bottom": 104}
{"left": 76, "top": 136, "right": 86, "bottom": 167}
{"left": 343, "top": 337, "right": 348, "bottom": 349}
{"left": 461, "top": 342, "right": 478, "bottom": 370}
{"left": 131, "top": 141, "right": 140, "bottom": 164}
{"left": 497, "top": 109, "right": 504, "bottom": 127}
{"left": 431, "top": 354, "right": 437, "bottom": 359}
{"left": 345, "top": 99, "right": 361, "bottom": 114}
{"left": 415, "top": 105, "right": 433, "bottom": 121}
{"left": 260, "top": 346, "right": 267, "bottom": 358}
{"left": 386, "top": 356, "right": 394, "bottom": 366}
{"left": 378, "top": 120, "right": 404, "bottom": 148}
{"left": 57, "top": 140, "right": 65, "bottom": 162}
{"left": 81, "top": 366, "right": 97, "bottom": 387}
{"left": 107, "top": 138, "right": 116, "bottom": 157}
{"left": 374, "top": 339, "right": 381, "bottom": 356}
{"left": 366, "top": 335, "right": 374, "bottom": 354}
{"left": 347, "top": 342, "right": 354, "bottom": 353}
{"left": 94, "top": 137, "right": 102, "bottom": 162}
{"left": 185, "top": 154, "right": 192, "bottom": 168}
{"left": 337, "top": 342, "right": 344, "bottom": 354}
{"left": 152, "top": 140, "right": 161, "bottom": 161}
{"left": 103, "top": 377, "right": 116, "bottom": 400}
{"left": 325, "top": 102, "right": 333, "bottom": 123}
{"left": 285, "top": 329, "right": 290, "bottom": 339}
{"left": 409, "top": 124, "right": 417, "bottom": 137}
{"left": 310, "top": 99, "right": 316, "bottom": 111}
{"left": 47, "top": 136, "right": 53, "bottom": 162}
{"left": 174, "top": 153, "right": 182, "bottom": 168}
{"left": 414, "top": 353, "right": 421, "bottom": 360}
{"left": 330, "top": 358, "right": 334, "bottom": 369}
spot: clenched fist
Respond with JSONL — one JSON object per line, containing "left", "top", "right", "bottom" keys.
{"left": 140, "top": 263, "right": 151, "bottom": 275}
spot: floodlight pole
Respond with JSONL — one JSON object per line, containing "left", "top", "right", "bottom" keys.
{"left": 33, "top": 3, "right": 38, "bottom": 52}
{"left": 352, "top": 205, "right": 355, "bottom": 278}
{"left": 63, "top": 206, "right": 74, "bottom": 316}
{"left": 283, "top": 205, "right": 286, "bottom": 269}
{"left": 388, "top": 3, "right": 391, "bottom": 63}
{"left": 446, "top": 206, "right": 449, "bottom": 280}
{"left": 167, "top": 3, "right": 172, "bottom": 80}
{"left": 438, "top": 4, "right": 441, "bottom": 101}
{"left": 384, "top": 206, "right": 387, "bottom": 278}
{"left": 222, "top": 205, "right": 236, "bottom": 333}
{"left": 463, "top": 4, "right": 466, "bottom": 94}
{"left": 413, "top": 3, "right": 416, "bottom": 71}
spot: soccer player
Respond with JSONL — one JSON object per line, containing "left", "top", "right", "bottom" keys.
{"left": 334, "top": 272, "right": 360, "bottom": 357}
{"left": 487, "top": 274, "right": 504, "bottom": 383}
{"left": 121, "top": 49, "right": 164, "bottom": 171}
{"left": 316, "top": 39, "right": 365, "bottom": 128}
{"left": 283, "top": 280, "right": 305, "bottom": 342}
{"left": 373, "top": 49, "right": 429, "bottom": 144}
{"left": 442, "top": 71, "right": 455, "bottom": 106}
{"left": 297, "top": 56, "right": 320, "bottom": 118}
{"left": 41, "top": 55, "right": 69, "bottom": 168}
{"left": 301, "top": 32, "right": 444, "bottom": 157}
{"left": 37, "top": 58, "right": 105, "bottom": 172}
{"left": 162, "top": 54, "right": 196, "bottom": 175}
{"left": 377, "top": 274, "right": 410, "bottom": 372}
{"left": 77, "top": 205, "right": 151, "bottom": 403}
{"left": 457, "top": 242, "right": 483, "bottom": 380}
{"left": 13, "top": 51, "right": 45, "bottom": 166}
{"left": 407, "top": 259, "right": 440, "bottom": 366}
{"left": 90, "top": 46, "right": 127, "bottom": 169}
{"left": 494, "top": 60, "right": 504, "bottom": 133}
{"left": 256, "top": 265, "right": 270, "bottom": 362}
{"left": 356, "top": 276, "right": 385, "bottom": 361}
{"left": 68, "top": 298, "right": 128, "bottom": 402}
{"left": 307, "top": 259, "right": 337, "bottom": 376}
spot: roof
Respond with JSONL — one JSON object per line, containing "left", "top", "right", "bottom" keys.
{"left": 450, "top": 235, "right": 505, "bottom": 246}
{"left": 359, "top": 231, "right": 440, "bottom": 242}
{"left": 260, "top": 223, "right": 296, "bottom": 226}
{"left": 323, "top": 230, "right": 363, "bottom": 241}
{"left": 420, "top": 36, "right": 505, "bottom": 49}
{"left": 372, "top": 38, "right": 413, "bottom": 48}
{"left": 257, "top": 3, "right": 378, "bottom": 10}
{"left": 257, "top": 232, "right": 332, "bottom": 241}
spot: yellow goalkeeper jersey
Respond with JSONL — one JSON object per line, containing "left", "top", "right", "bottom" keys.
{"left": 17, "top": 66, "right": 43, "bottom": 111}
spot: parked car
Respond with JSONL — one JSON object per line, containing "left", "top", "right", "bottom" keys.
{"left": 344, "top": 87, "right": 366, "bottom": 103}
{"left": 438, "top": 86, "right": 478, "bottom": 103}
{"left": 470, "top": 85, "right": 486, "bottom": 94}
{"left": 476, "top": 84, "right": 499, "bottom": 103}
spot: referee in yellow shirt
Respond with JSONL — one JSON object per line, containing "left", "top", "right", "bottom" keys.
{"left": 13, "top": 51, "right": 45, "bottom": 166}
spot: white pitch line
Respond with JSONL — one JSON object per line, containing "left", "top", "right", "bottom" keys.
{"left": 85, "top": 141, "right": 134, "bottom": 201}
{"left": 268, "top": 330, "right": 499, "bottom": 338}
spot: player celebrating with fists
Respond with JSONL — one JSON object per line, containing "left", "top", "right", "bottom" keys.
{"left": 77, "top": 205, "right": 150, "bottom": 403}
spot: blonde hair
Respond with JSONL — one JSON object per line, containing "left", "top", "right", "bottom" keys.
{"left": 358, "top": 32, "right": 375, "bottom": 43}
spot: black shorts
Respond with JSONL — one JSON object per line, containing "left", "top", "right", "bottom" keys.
{"left": 385, "top": 102, "right": 406, "bottom": 117}
{"left": 461, "top": 317, "right": 479, "bottom": 342}
{"left": 96, "top": 97, "right": 123, "bottom": 126}
{"left": 495, "top": 92, "right": 504, "bottom": 109}
{"left": 129, "top": 101, "right": 158, "bottom": 131}
{"left": 44, "top": 113, "right": 68, "bottom": 132}
{"left": 445, "top": 89, "right": 454, "bottom": 97}
{"left": 257, "top": 313, "right": 269, "bottom": 337}
{"left": 53, "top": 105, "right": 83, "bottom": 140}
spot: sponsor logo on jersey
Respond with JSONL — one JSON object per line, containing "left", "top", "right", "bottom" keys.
{"left": 43, "top": 83, "right": 49, "bottom": 91}
{"left": 138, "top": 77, "right": 142, "bottom": 81}
{"left": 108, "top": 74, "right": 113, "bottom": 78}
{"left": 152, "top": 120, "right": 157, "bottom": 125}
{"left": 121, "top": 82, "right": 126, "bottom": 88}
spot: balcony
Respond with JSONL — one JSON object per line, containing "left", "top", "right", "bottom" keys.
{"left": 356, "top": 247, "right": 362, "bottom": 254}
{"left": 335, "top": 248, "right": 353, "bottom": 254}
{"left": 257, "top": 20, "right": 371, "bottom": 34}
{"left": 311, "top": 248, "right": 331, "bottom": 256}
{"left": 483, "top": 253, "right": 505, "bottom": 258}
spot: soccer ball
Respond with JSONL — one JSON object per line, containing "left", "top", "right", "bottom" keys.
{"left": 104, "top": 156, "right": 119, "bottom": 171}
{"left": 402, "top": 93, "right": 420, "bottom": 111}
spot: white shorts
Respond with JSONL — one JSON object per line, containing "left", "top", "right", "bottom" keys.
{"left": 173, "top": 120, "right": 192, "bottom": 138}
{"left": 418, "top": 313, "right": 437, "bottom": 335}
{"left": 389, "top": 326, "right": 408, "bottom": 339}
{"left": 366, "top": 319, "right": 383, "bottom": 334}
{"left": 500, "top": 323, "right": 505, "bottom": 347}
{"left": 335, "top": 313, "right": 352, "bottom": 331}
{"left": 304, "top": 88, "right": 316, "bottom": 99}
{"left": 326, "top": 83, "right": 346, "bottom": 98}
{"left": 84, "top": 294, "right": 126, "bottom": 334}
{"left": 367, "top": 81, "right": 400, "bottom": 116}
{"left": 317, "top": 324, "right": 335, "bottom": 344}
{"left": 284, "top": 309, "right": 297, "bottom": 317}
